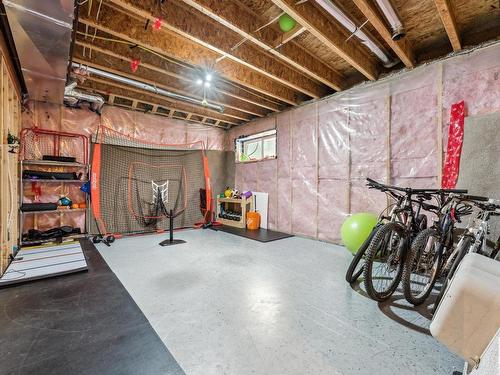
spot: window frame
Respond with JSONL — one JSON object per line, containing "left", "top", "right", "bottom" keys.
{"left": 235, "top": 129, "right": 277, "bottom": 164}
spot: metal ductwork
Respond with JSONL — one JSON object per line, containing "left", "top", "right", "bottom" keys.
{"left": 373, "top": 0, "right": 405, "bottom": 40}
{"left": 64, "top": 81, "right": 105, "bottom": 114}
{"left": 72, "top": 63, "right": 225, "bottom": 113}
{"left": 315, "top": 0, "right": 398, "bottom": 67}
{"left": 3, "top": 0, "right": 74, "bottom": 103}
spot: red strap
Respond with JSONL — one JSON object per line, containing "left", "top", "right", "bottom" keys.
{"left": 442, "top": 101, "right": 466, "bottom": 189}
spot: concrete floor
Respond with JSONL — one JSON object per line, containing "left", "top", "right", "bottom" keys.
{"left": 97, "top": 229, "right": 463, "bottom": 375}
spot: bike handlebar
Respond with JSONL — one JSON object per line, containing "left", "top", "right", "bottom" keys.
{"left": 461, "top": 194, "right": 489, "bottom": 202}
{"left": 470, "top": 200, "right": 500, "bottom": 212}
{"left": 366, "top": 178, "right": 468, "bottom": 195}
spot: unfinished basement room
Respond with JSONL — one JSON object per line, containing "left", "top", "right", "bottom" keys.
{"left": 0, "top": 0, "right": 499, "bottom": 374}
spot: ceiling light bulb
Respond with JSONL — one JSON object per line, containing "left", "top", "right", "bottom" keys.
{"left": 205, "top": 73, "right": 212, "bottom": 82}
{"left": 196, "top": 78, "right": 203, "bottom": 85}
{"left": 204, "top": 81, "right": 211, "bottom": 88}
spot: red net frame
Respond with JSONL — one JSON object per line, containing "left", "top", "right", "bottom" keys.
{"left": 20, "top": 127, "right": 89, "bottom": 163}
{"left": 91, "top": 125, "right": 212, "bottom": 237}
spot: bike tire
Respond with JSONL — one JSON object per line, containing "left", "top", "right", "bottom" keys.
{"left": 432, "top": 236, "right": 471, "bottom": 314}
{"left": 345, "top": 226, "right": 379, "bottom": 284}
{"left": 363, "top": 222, "right": 406, "bottom": 301}
{"left": 402, "top": 228, "right": 440, "bottom": 306}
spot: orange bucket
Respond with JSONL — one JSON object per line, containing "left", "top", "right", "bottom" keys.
{"left": 246, "top": 211, "right": 261, "bottom": 230}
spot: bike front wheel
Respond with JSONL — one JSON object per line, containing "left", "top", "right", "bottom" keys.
{"left": 363, "top": 222, "right": 407, "bottom": 301}
{"left": 345, "top": 226, "right": 379, "bottom": 284}
{"left": 402, "top": 228, "right": 441, "bottom": 306}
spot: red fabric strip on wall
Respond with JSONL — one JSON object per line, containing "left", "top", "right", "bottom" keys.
{"left": 441, "top": 100, "right": 466, "bottom": 189}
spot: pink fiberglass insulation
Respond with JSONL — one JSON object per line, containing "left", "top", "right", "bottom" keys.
{"left": 291, "top": 104, "right": 318, "bottom": 168}
{"left": 317, "top": 179, "right": 349, "bottom": 242}
{"left": 102, "top": 106, "right": 187, "bottom": 145}
{"left": 231, "top": 43, "right": 500, "bottom": 244}
{"left": 292, "top": 166, "right": 318, "bottom": 238}
{"left": 277, "top": 112, "right": 291, "bottom": 175}
{"left": 441, "top": 44, "right": 500, "bottom": 158}
{"left": 317, "top": 101, "right": 349, "bottom": 241}
{"left": 276, "top": 112, "right": 292, "bottom": 233}
{"left": 23, "top": 102, "right": 227, "bottom": 150}
{"left": 257, "top": 159, "right": 278, "bottom": 230}
{"left": 443, "top": 44, "right": 500, "bottom": 117}
{"left": 349, "top": 98, "right": 387, "bottom": 181}
{"left": 290, "top": 104, "right": 318, "bottom": 238}
{"left": 349, "top": 98, "right": 388, "bottom": 216}
{"left": 391, "top": 84, "right": 438, "bottom": 183}
{"left": 318, "top": 101, "right": 349, "bottom": 180}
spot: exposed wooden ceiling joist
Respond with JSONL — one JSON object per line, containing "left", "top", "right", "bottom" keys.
{"left": 351, "top": 0, "right": 415, "bottom": 68}
{"left": 76, "top": 32, "right": 283, "bottom": 113}
{"left": 79, "top": 3, "right": 302, "bottom": 106}
{"left": 433, "top": 0, "right": 462, "bottom": 51}
{"left": 80, "top": 76, "right": 240, "bottom": 127}
{"left": 271, "top": 0, "right": 379, "bottom": 81}
{"left": 72, "top": 56, "right": 252, "bottom": 122}
{"left": 182, "top": 0, "right": 345, "bottom": 91}
{"left": 276, "top": 25, "right": 307, "bottom": 47}
{"left": 105, "top": 0, "right": 329, "bottom": 99}
{"left": 74, "top": 40, "right": 269, "bottom": 118}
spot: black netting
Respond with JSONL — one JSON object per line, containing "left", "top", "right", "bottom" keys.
{"left": 92, "top": 126, "right": 208, "bottom": 235}
{"left": 129, "top": 162, "right": 187, "bottom": 226}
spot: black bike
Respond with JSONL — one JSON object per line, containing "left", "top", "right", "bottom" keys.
{"left": 345, "top": 183, "right": 427, "bottom": 284}
{"left": 361, "top": 179, "right": 466, "bottom": 301}
{"left": 402, "top": 193, "right": 488, "bottom": 306}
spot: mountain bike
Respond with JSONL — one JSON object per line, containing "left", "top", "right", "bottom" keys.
{"left": 345, "top": 179, "right": 427, "bottom": 284}
{"left": 431, "top": 198, "right": 500, "bottom": 312}
{"left": 402, "top": 193, "right": 487, "bottom": 306}
{"left": 360, "top": 180, "right": 466, "bottom": 301}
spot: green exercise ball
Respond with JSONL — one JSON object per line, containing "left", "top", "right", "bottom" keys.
{"left": 341, "top": 213, "right": 378, "bottom": 254}
{"left": 279, "top": 14, "right": 296, "bottom": 32}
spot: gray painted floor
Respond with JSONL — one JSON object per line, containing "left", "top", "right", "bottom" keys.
{"left": 97, "top": 230, "right": 462, "bottom": 375}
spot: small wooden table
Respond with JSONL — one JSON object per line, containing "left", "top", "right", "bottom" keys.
{"left": 216, "top": 196, "right": 254, "bottom": 228}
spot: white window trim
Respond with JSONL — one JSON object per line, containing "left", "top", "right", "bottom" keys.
{"left": 236, "top": 129, "right": 277, "bottom": 164}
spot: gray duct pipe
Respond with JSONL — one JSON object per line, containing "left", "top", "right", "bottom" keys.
{"left": 72, "top": 63, "right": 224, "bottom": 113}
{"left": 315, "top": 0, "right": 398, "bottom": 67}
{"left": 373, "top": 0, "right": 405, "bottom": 40}
{"left": 64, "top": 81, "right": 105, "bottom": 114}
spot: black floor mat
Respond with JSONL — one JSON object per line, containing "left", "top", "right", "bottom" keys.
{"left": 212, "top": 225, "right": 293, "bottom": 242}
{"left": 0, "top": 239, "right": 185, "bottom": 375}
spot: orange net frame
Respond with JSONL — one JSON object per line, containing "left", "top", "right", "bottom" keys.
{"left": 91, "top": 126, "right": 212, "bottom": 236}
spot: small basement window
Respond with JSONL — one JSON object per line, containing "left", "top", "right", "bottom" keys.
{"left": 235, "top": 129, "right": 276, "bottom": 163}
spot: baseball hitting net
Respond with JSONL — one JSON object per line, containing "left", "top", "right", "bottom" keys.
{"left": 91, "top": 126, "right": 211, "bottom": 239}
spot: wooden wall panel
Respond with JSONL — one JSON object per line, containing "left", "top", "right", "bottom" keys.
{"left": 0, "top": 48, "right": 21, "bottom": 275}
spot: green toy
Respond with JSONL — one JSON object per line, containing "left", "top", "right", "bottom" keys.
{"left": 341, "top": 213, "right": 378, "bottom": 254}
{"left": 278, "top": 14, "right": 296, "bottom": 32}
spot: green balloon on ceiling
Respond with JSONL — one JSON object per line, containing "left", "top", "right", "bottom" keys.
{"left": 279, "top": 14, "right": 296, "bottom": 32}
